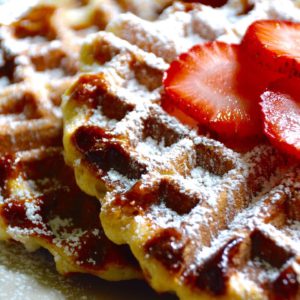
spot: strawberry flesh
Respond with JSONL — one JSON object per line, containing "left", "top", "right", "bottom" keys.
{"left": 242, "top": 20, "right": 300, "bottom": 77}
{"left": 163, "top": 42, "right": 263, "bottom": 139}
{"left": 260, "top": 78, "right": 300, "bottom": 159}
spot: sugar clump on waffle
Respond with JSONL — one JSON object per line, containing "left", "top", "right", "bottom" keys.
{"left": 63, "top": 0, "right": 300, "bottom": 299}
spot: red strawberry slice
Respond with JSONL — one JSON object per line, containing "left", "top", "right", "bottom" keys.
{"left": 163, "top": 42, "right": 263, "bottom": 139}
{"left": 183, "top": 0, "right": 228, "bottom": 8}
{"left": 161, "top": 93, "right": 199, "bottom": 129}
{"left": 242, "top": 20, "right": 300, "bottom": 77}
{"left": 260, "top": 78, "right": 300, "bottom": 159}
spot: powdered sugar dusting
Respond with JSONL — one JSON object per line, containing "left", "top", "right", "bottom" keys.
{"left": 48, "top": 217, "right": 89, "bottom": 260}
{"left": 25, "top": 201, "right": 43, "bottom": 225}
{"left": 89, "top": 107, "right": 118, "bottom": 129}
{"left": 105, "top": 170, "right": 137, "bottom": 192}
{"left": 107, "top": 0, "right": 300, "bottom": 63}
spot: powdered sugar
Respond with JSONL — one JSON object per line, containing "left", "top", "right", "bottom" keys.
{"left": 105, "top": 170, "right": 137, "bottom": 192}
{"left": 107, "top": 0, "right": 300, "bottom": 64}
{"left": 89, "top": 107, "right": 118, "bottom": 129}
{"left": 0, "top": 76, "right": 10, "bottom": 88}
{"left": 49, "top": 217, "right": 88, "bottom": 258}
{"left": 25, "top": 201, "right": 43, "bottom": 225}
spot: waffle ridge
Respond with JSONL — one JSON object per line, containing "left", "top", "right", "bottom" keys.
{"left": 63, "top": 0, "right": 300, "bottom": 298}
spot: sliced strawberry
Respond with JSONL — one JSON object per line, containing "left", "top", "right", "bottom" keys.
{"left": 161, "top": 93, "right": 199, "bottom": 129}
{"left": 260, "top": 78, "right": 300, "bottom": 159}
{"left": 163, "top": 42, "right": 263, "bottom": 139}
{"left": 183, "top": 0, "right": 228, "bottom": 8}
{"left": 242, "top": 20, "right": 300, "bottom": 77}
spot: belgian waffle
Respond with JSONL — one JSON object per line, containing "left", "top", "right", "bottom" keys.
{"left": 0, "top": 0, "right": 173, "bottom": 103}
{"left": 0, "top": 147, "right": 140, "bottom": 280}
{"left": 63, "top": 1, "right": 300, "bottom": 299}
{"left": 0, "top": 0, "right": 149, "bottom": 281}
{"left": 106, "top": 0, "right": 300, "bottom": 63}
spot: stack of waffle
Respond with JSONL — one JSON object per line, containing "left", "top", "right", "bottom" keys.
{"left": 1, "top": 0, "right": 300, "bottom": 299}
{"left": 0, "top": 0, "right": 172, "bottom": 281}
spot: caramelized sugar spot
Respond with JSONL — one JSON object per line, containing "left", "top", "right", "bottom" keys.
{"left": 0, "top": 50, "right": 21, "bottom": 85}
{"left": 185, "top": 238, "right": 244, "bottom": 295}
{"left": 142, "top": 116, "right": 182, "bottom": 147}
{"left": 12, "top": 6, "right": 57, "bottom": 41}
{"left": 183, "top": 0, "right": 228, "bottom": 8}
{"left": 250, "top": 229, "right": 294, "bottom": 269}
{"left": 272, "top": 265, "right": 299, "bottom": 300}
{"left": 144, "top": 228, "right": 184, "bottom": 273}
{"left": 131, "top": 60, "right": 163, "bottom": 91}
{"left": 70, "top": 74, "right": 134, "bottom": 120}
{"left": 73, "top": 126, "right": 147, "bottom": 180}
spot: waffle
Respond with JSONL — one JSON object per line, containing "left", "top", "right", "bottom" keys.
{"left": 0, "top": 0, "right": 180, "bottom": 147}
{"left": 0, "top": 147, "right": 141, "bottom": 280}
{"left": 0, "top": 0, "right": 174, "bottom": 93}
{"left": 62, "top": 0, "right": 300, "bottom": 298}
{"left": 106, "top": 0, "right": 300, "bottom": 63}
{"left": 0, "top": 0, "right": 149, "bottom": 281}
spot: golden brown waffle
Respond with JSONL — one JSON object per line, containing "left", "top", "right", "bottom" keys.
{"left": 56, "top": 0, "right": 176, "bottom": 24}
{"left": 63, "top": 1, "right": 300, "bottom": 298}
{"left": 0, "top": 0, "right": 179, "bottom": 150}
{"left": 0, "top": 0, "right": 149, "bottom": 281}
{"left": 0, "top": 147, "right": 140, "bottom": 280}
{"left": 106, "top": 0, "right": 300, "bottom": 63}
{"left": 0, "top": 2, "right": 81, "bottom": 153}
{"left": 0, "top": 0, "right": 176, "bottom": 95}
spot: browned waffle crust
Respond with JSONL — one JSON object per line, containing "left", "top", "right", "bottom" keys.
{"left": 0, "top": 3, "right": 78, "bottom": 151}
{"left": 0, "top": 147, "right": 140, "bottom": 279}
{"left": 62, "top": 1, "right": 300, "bottom": 298}
{"left": 0, "top": 0, "right": 179, "bottom": 150}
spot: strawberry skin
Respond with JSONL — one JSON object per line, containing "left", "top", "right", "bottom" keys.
{"left": 163, "top": 42, "right": 262, "bottom": 139}
{"left": 260, "top": 78, "right": 300, "bottom": 159}
{"left": 183, "top": 0, "right": 228, "bottom": 7}
{"left": 242, "top": 20, "right": 300, "bottom": 77}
